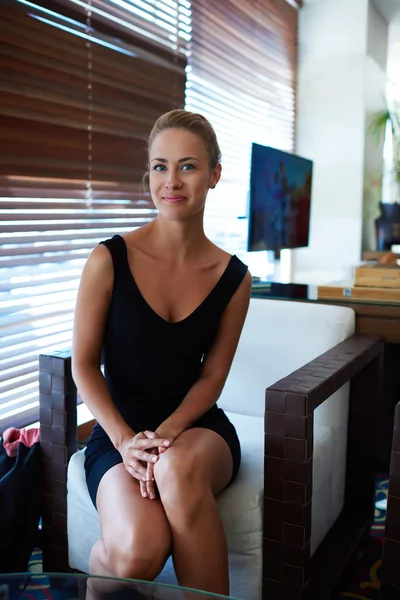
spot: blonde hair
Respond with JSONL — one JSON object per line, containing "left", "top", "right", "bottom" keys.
{"left": 147, "top": 109, "right": 221, "bottom": 169}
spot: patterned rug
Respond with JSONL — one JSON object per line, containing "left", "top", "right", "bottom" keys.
{"left": 22, "top": 475, "right": 388, "bottom": 599}
{"left": 5, "top": 567, "right": 79, "bottom": 599}
{"left": 336, "top": 474, "right": 387, "bottom": 600}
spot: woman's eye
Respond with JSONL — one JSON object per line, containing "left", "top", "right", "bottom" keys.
{"left": 152, "top": 163, "right": 194, "bottom": 172}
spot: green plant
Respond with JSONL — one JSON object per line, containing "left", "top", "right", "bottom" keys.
{"left": 368, "top": 105, "right": 400, "bottom": 201}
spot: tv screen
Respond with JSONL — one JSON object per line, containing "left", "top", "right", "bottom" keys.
{"left": 247, "top": 143, "right": 313, "bottom": 252}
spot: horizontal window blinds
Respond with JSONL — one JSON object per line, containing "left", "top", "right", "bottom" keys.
{"left": 185, "top": 0, "right": 298, "bottom": 256}
{"left": 0, "top": 0, "right": 190, "bottom": 431}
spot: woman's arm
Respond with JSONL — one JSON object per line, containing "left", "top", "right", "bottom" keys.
{"left": 157, "top": 270, "right": 252, "bottom": 441}
{"left": 73, "top": 245, "right": 172, "bottom": 490}
{"left": 72, "top": 244, "right": 134, "bottom": 451}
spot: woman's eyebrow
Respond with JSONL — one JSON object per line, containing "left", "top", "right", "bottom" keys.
{"left": 150, "top": 156, "right": 200, "bottom": 163}
{"left": 179, "top": 156, "right": 200, "bottom": 163}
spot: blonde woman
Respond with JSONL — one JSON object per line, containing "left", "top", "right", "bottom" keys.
{"left": 72, "top": 109, "right": 252, "bottom": 596}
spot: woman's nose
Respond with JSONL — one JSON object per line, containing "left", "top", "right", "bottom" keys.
{"left": 166, "top": 171, "right": 182, "bottom": 189}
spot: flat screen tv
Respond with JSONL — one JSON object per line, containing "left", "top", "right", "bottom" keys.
{"left": 247, "top": 143, "right": 313, "bottom": 252}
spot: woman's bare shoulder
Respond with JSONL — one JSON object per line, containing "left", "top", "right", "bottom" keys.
{"left": 241, "top": 269, "right": 253, "bottom": 293}
{"left": 80, "top": 243, "right": 114, "bottom": 291}
{"left": 86, "top": 242, "right": 113, "bottom": 268}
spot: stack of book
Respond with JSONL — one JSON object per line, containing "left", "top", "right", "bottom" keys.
{"left": 317, "top": 263, "right": 400, "bottom": 303}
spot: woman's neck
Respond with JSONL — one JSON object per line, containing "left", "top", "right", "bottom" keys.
{"left": 144, "top": 217, "right": 210, "bottom": 265}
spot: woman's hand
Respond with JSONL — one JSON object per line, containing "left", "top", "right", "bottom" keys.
{"left": 119, "top": 430, "right": 169, "bottom": 484}
{"left": 141, "top": 425, "right": 181, "bottom": 499}
{"left": 155, "top": 424, "right": 180, "bottom": 456}
{"left": 142, "top": 448, "right": 158, "bottom": 499}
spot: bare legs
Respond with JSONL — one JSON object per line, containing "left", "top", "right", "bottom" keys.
{"left": 88, "top": 429, "right": 233, "bottom": 596}
{"left": 86, "top": 462, "right": 171, "bottom": 600}
{"left": 154, "top": 429, "right": 233, "bottom": 595}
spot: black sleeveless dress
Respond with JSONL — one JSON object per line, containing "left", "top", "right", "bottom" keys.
{"left": 84, "top": 235, "right": 248, "bottom": 507}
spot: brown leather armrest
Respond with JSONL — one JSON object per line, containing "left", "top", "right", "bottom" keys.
{"left": 266, "top": 333, "right": 382, "bottom": 412}
{"left": 263, "top": 333, "right": 383, "bottom": 598}
{"left": 39, "top": 350, "right": 76, "bottom": 572}
{"left": 381, "top": 401, "right": 400, "bottom": 598}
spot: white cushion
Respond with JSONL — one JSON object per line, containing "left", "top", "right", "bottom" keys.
{"left": 218, "top": 298, "right": 355, "bottom": 418}
{"left": 217, "top": 413, "right": 263, "bottom": 554}
{"left": 67, "top": 450, "right": 100, "bottom": 574}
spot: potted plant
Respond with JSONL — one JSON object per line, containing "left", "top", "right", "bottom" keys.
{"left": 369, "top": 105, "right": 400, "bottom": 249}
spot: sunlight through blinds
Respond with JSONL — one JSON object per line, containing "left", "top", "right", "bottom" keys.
{"left": 185, "top": 0, "right": 298, "bottom": 257}
{"left": 0, "top": 0, "right": 190, "bottom": 430}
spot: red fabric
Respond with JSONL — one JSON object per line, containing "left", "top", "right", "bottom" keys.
{"left": 2, "top": 427, "right": 40, "bottom": 457}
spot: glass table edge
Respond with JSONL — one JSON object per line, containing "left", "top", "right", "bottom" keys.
{"left": 0, "top": 572, "right": 241, "bottom": 599}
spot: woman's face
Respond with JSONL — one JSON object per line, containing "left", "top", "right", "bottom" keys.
{"left": 149, "top": 128, "right": 221, "bottom": 221}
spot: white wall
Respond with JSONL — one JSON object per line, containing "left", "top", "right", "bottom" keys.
{"left": 291, "top": 0, "right": 388, "bottom": 284}
{"left": 367, "top": 2, "right": 388, "bottom": 71}
{"left": 387, "top": 9, "right": 400, "bottom": 98}
{"left": 363, "top": 3, "right": 388, "bottom": 250}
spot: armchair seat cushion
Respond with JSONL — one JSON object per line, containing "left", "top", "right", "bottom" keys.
{"left": 67, "top": 412, "right": 335, "bottom": 574}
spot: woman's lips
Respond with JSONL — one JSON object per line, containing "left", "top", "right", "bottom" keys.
{"left": 163, "top": 195, "right": 187, "bottom": 204}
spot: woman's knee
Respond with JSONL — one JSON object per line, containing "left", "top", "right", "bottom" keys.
{"left": 155, "top": 449, "right": 199, "bottom": 490}
{"left": 154, "top": 450, "right": 209, "bottom": 518}
{"left": 103, "top": 535, "right": 170, "bottom": 581}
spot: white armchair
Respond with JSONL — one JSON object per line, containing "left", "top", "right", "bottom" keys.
{"left": 40, "top": 298, "right": 383, "bottom": 599}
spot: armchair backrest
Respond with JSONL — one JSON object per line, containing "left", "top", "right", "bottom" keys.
{"left": 218, "top": 298, "right": 355, "bottom": 417}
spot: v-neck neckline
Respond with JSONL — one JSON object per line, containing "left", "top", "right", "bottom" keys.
{"left": 117, "top": 235, "right": 236, "bottom": 325}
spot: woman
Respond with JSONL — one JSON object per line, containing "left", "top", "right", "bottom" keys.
{"left": 72, "top": 109, "right": 252, "bottom": 596}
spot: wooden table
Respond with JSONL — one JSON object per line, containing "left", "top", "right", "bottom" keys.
{"left": 331, "top": 301, "right": 400, "bottom": 343}
{"left": 251, "top": 283, "right": 400, "bottom": 470}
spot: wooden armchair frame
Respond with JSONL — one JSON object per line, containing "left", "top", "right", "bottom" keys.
{"left": 39, "top": 333, "right": 383, "bottom": 600}
{"left": 381, "top": 402, "right": 400, "bottom": 599}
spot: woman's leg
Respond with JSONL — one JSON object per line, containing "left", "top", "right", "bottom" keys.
{"left": 153, "top": 429, "right": 233, "bottom": 596}
{"left": 89, "top": 463, "right": 172, "bottom": 581}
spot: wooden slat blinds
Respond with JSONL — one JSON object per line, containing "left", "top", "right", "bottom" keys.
{"left": 185, "top": 0, "right": 298, "bottom": 256}
{"left": 0, "top": 0, "right": 189, "bottom": 431}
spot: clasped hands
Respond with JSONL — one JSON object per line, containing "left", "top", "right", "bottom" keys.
{"left": 120, "top": 429, "right": 175, "bottom": 499}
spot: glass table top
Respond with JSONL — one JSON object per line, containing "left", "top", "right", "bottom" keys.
{"left": 251, "top": 280, "right": 400, "bottom": 308}
{"left": 0, "top": 572, "right": 239, "bottom": 599}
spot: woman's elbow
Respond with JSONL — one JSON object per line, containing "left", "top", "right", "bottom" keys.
{"left": 71, "top": 357, "right": 101, "bottom": 386}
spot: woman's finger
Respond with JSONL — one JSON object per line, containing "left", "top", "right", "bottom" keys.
{"left": 125, "top": 464, "right": 142, "bottom": 481}
{"left": 147, "top": 451, "right": 156, "bottom": 480}
{"left": 140, "top": 479, "right": 148, "bottom": 498}
{"left": 134, "top": 438, "right": 170, "bottom": 450}
{"left": 146, "top": 477, "right": 156, "bottom": 500}
{"left": 143, "top": 430, "right": 159, "bottom": 439}
{"left": 146, "top": 450, "right": 157, "bottom": 499}
{"left": 146, "top": 459, "right": 156, "bottom": 499}
{"left": 133, "top": 448, "right": 160, "bottom": 463}
{"left": 128, "top": 458, "right": 147, "bottom": 479}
